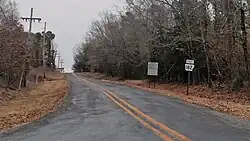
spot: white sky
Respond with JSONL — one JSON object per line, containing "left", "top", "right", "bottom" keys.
{"left": 15, "top": 0, "right": 125, "bottom": 72}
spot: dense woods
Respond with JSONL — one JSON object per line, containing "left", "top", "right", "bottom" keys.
{"left": 73, "top": 0, "right": 250, "bottom": 91}
{"left": 0, "top": 0, "right": 56, "bottom": 89}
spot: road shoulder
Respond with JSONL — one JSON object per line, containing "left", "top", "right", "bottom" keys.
{"left": 0, "top": 73, "right": 69, "bottom": 132}
{"left": 76, "top": 72, "right": 250, "bottom": 120}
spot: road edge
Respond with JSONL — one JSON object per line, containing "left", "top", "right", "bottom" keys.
{"left": 0, "top": 75, "right": 70, "bottom": 134}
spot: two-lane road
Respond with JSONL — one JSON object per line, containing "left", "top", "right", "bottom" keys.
{"left": 1, "top": 74, "right": 250, "bottom": 141}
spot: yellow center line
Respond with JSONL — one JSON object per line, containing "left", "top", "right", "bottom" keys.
{"left": 103, "top": 90, "right": 174, "bottom": 141}
{"left": 101, "top": 88, "right": 192, "bottom": 141}
{"left": 73, "top": 74, "right": 192, "bottom": 141}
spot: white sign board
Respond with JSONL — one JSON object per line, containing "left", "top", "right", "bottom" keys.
{"left": 186, "top": 59, "right": 194, "bottom": 64}
{"left": 185, "top": 59, "right": 195, "bottom": 72}
{"left": 147, "top": 62, "right": 158, "bottom": 76}
{"left": 185, "top": 64, "right": 195, "bottom": 72}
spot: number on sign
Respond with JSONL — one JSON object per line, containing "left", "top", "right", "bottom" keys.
{"left": 185, "top": 64, "right": 195, "bottom": 72}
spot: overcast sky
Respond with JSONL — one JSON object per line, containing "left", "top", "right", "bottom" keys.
{"left": 15, "top": 0, "right": 124, "bottom": 72}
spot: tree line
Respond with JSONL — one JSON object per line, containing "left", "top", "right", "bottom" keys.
{"left": 0, "top": 0, "right": 56, "bottom": 89}
{"left": 73, "top": 0, "right": 250, "bottom": 91}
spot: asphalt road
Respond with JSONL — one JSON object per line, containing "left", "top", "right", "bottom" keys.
{"left": 1, "top": 74, "right": 250, "bottom": 141}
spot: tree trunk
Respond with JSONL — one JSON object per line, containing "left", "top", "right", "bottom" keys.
{"left": 225, "top": 0, "right": 234, "bottom": 81}
{"left": 240, "top": 5, "right": 249, "bottom": 79}
{"left": 202, "top": 0, "right": 211, "bottom": 87}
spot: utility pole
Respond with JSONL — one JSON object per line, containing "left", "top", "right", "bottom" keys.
{"left": 19, "top": 8, "right": 42, "bottom": 89}
{"left": 57, "top": 52, "right": 61, "bottom": 69}
{"left": 60, "top": 58, "right": 64, "bottom": 72}
{"left": 21, "top": 8, "right": 42, "bottom": 35}
{"left": 60, "top": 59, "right": 64, "bottom": 68}
{"left": 43, "top": 22, "right": 47, "bottom": 68}
{"left": 52, "top": 42, "right": 57, "bottom": 70}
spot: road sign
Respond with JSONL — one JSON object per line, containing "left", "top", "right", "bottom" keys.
{"left": 185, "top": 64, "right": 195, "bottom": 72}
{"left": 185, "top": 59, "right": 195, "bottom": 72}
{"left": 185, "top": 59, "right": 195, "bottom": 95}
{"left": 186, "top": 59, "right": 194, "bottom": 64}
{"left": 147, "top": 62, "right": 158, "bottom": 76}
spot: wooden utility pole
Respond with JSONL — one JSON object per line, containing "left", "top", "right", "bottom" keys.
{"left": 21, "top": 8, "right": 42, "bottom": 34}
{"left": 52, "top": 43, "right": 57, "bottom": 70}
{"left": 19, "top": 8, "right": 42, "bottom": 89}
{"left": 57, "top": 52, "right": 61, "bottom": 69}
{"left": 60, "top": 58, "right": 64, "bottom": 68}
{"left": 42, "top": 22, "right": 47, "bottom": 68}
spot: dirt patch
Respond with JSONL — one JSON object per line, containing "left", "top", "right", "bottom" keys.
{"left": 79, "top": 72, "right": 250, "bottom": 120}
{"left": 0, "top": 73, "right": 69, "bottom": 131}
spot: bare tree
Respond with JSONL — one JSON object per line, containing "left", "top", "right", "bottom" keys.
{"left": 73, "top": 0, "right": 250, "bottom": 91}
{"left": 0, "top": 0, "right": 28, "bottom": 89}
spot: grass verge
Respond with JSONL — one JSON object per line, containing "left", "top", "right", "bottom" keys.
{"left": 0, "top": 73, "right": 69, "bottom": 131}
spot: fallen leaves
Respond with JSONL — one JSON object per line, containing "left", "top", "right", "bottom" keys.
{"left": 0, "top": 74, "right": 69, "bottom": 131}
{"left": 129, "top": 83, "right": 250, "bottom": 120}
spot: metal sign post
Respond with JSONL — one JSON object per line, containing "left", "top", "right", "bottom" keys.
{"left": 147, "top": 62, "right": 158, "bottom": 88}
{"left": 185, "top": 59, "right": 195, "bottom": 95}
{"left": 187, "top": 71, "right": 191, "bottom": 95}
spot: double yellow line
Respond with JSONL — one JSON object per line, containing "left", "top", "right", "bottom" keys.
{"left": 74, "top": 74, "right": 192, "bottom": 141}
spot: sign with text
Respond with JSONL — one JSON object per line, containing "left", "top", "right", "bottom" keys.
{"left": 185, "top": 59, "right": 195, "bottom": 95}
{"left": 147, "top": 62, "right": 158, "bottom": 76}
{"left": 185, "top": 59, "right": 195, "bottom": 72}
{"left": 185, "top": 64, "right": 195, "bottom": 72}
{"left": 186, "top": 59, "right": 194, "bottom": 64}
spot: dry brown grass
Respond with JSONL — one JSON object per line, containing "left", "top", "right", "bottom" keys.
{"left": 45, "top": 72, "right": 66, "bottom": 81}
{"left": 0, "top": 73, "right": 69, "bottom": 131}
